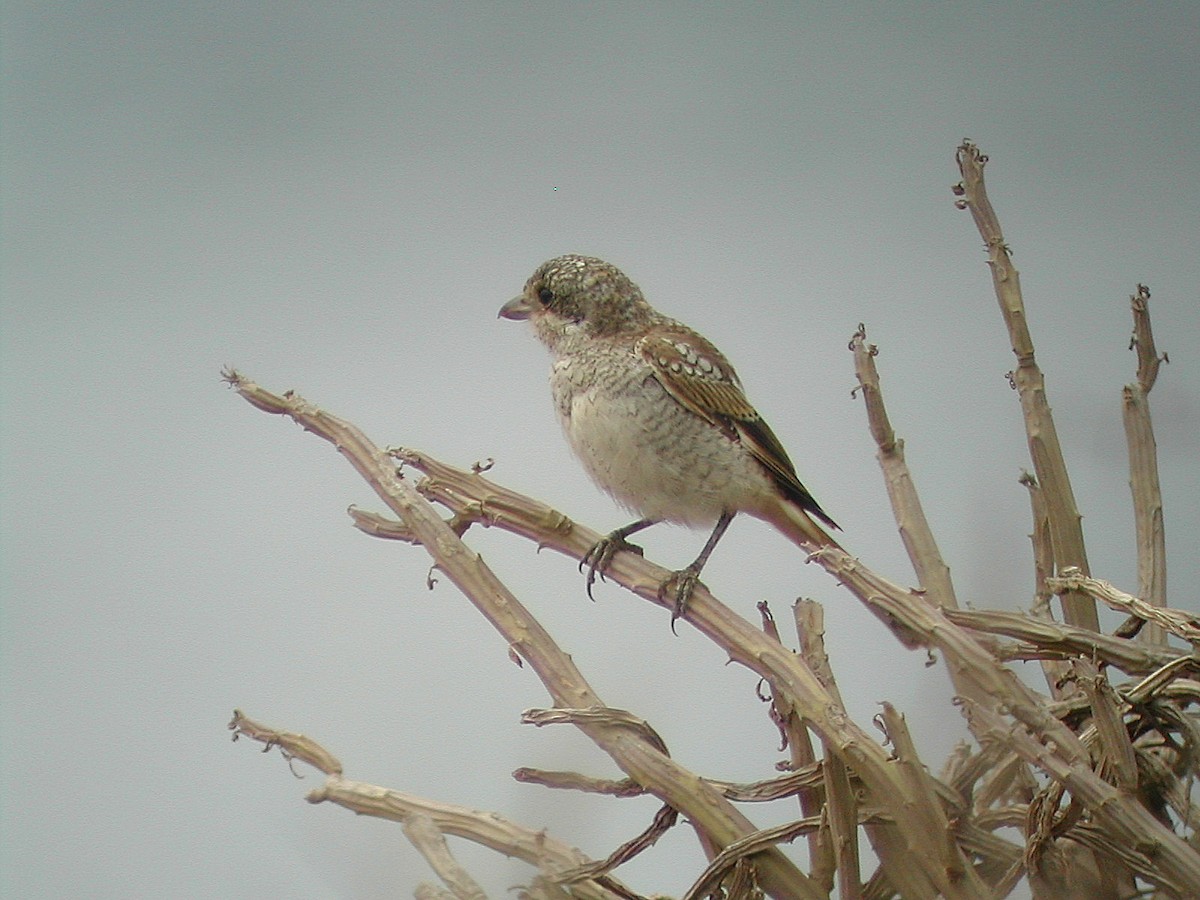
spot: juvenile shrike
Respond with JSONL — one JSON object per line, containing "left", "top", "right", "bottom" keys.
{"left": 500, "top": 254, "right": 838, "bottom": 624}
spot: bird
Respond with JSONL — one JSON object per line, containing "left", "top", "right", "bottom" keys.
{"left": 499, "top": 254, "right": 839, "bottom": 626}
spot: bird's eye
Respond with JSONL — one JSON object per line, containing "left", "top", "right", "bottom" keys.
{"left": 537, "top": 287, "right": 555, "bottom": 306}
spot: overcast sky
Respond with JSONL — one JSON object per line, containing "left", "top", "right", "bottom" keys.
{"left": 3, "top": 3, "right": 1198, "bottom": 897}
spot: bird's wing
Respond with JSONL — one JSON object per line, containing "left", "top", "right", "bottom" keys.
{"left": 636, "top": 327, "right": 838, "bottom": 529}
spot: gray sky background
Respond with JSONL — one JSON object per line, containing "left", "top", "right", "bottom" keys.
{"left": 3, "top": 3, "right": 1198, "bottom": 896}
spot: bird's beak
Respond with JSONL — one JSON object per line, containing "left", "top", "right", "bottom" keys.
{"left": 498, "top": 294, "right": 534, "bottom": 321}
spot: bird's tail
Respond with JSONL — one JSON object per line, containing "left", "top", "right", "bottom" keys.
{"left": 759, "top": 499, "right": 843, "bottom": 552}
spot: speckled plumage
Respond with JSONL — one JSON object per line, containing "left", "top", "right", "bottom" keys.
{"left": 500, "top": 254, "right": 838, "bottom": 617}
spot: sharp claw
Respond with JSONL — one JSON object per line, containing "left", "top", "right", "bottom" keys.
{"left": 580, "top": 543, "right": 599, "bottom": 600}
{"left": 581, "top": 532, "right": 641, "bottom": 602}
{"left": 585, "top": 556, "right": 603, "bottom": 601}
{"left": 661, "top": 566, "right": 701, "bottom": 634}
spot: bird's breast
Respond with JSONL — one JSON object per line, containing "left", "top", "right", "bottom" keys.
{"left": 547, "top": 350, "right": 771, "bottom": 526}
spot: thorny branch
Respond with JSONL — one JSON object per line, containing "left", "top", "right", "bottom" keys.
{"left": 225, "top": 143, "right": 1198, "bottom": 898}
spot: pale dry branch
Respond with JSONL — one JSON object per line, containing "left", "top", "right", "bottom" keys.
{"left": 1129, "top": 283, "right": 1165, "bottom": 392}
{"left": 943, "top": 607, "right": 1180, "bottom": 675}
{"left": 1123, "top": 283, "right": 1168, "bottom": 644}
{"left": 1074, "top": 659, "right": 1139, "bottom": 792}
{"left": 1047, "top": 570, "right": 1200, "bottom": 647}
{"left": 555, "top": 804, "right": 678, "bottom": 883}
{"left": 850, "top": 322, "right": 1015, "bottom": 757}
{"left": 954, "top": 141, "right": 1098, "bottom": 632}
{"left": 759, "top": 600, "right": 833, "bottom": 888}
{"left": 964, "top": 698, "right": 1192, "bottom": 897}
{"left": 849, "top": 325, "right": 956, "bottom": 610}
{"left": 522, "top": 707, "right": 671, "bottom": 757}
{"left": 791, "top": 600, "right": 854, "bottom": 896}
{"left": 228, "top": 711, "right": 628, "bottom": 899}
{"left": 512, "top": 769, "right": 645, "bottom": 797}
{"left": 708, "top": 766, "right": 828, "bottom": 803}
{"left": 793, "top": 600, "right": 843, "bottom": 708}
{"left": 684, "top": 814, "right": 890, "bottom": 900}
{"left": 942, "top": 740, "right": 1020, "bottom": 811}
{"left": 955, "top": 822, "right": 1024, "bottom": 892}
{"left": 348, "top": 506, "right": 420, "bottom": 541}
{"left": 974, "top": 754, "right": 1037, "bottom": 814}
{"left": 525, "top": 876, "right": 575, "bottom": 900}
{"left": 228, "top": 709, "right": 343, "bottom": 776}
{"left": 401, "top": 814, "right": 487, "bottom": 900}
{"left": 391, "top": 440, "right": 976, "bottom": 893}
{"left": 1019, "top": 472, "right": 1055, "bottom": 620}
{"left": 1124, "top": 658, "right": 1200, "bottom": 707}
{"left": 517, "top": 761, "right": 832, "bottom": 806}
{"left": 822, "top": 751, "right": 862, "bottom": 900}
{"left": 1136, "top": 743, "right": 1200, "bottom": 827}
{"left": 790, "top": 601, "right": 865, "bottom": 896}
{"left": 1020, "top": 471, "right": 1076, "bottom": 699}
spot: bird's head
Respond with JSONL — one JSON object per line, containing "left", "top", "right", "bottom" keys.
{"left": 499, "top": 255, "right": 656, "bottom": 347}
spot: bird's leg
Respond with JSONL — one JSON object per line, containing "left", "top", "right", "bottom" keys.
{"left": 581, "top": 518, "right": 657, "bottom": 600}
{"left": 662, "top": 511, "right": 735, "bottom": 629}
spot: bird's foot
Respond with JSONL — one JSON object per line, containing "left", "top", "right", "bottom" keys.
{"left": 659, "top": 564, "right": 702, "bottom": 633}
{"left": 581, "top": 532, "right": 645, "bottom": 600}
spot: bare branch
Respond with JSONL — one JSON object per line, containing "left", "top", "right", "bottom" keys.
{"left": 943, "top": 607, "right": 1180, "bottom": 675}
{"left": 415, "top": 882, "right": 456, "bottom": 900}
{"left": 230, "top": 710, "right": 629, "bottom": 899}
{"left": 1123, "top": 284, "right": 1168, "bottom": 644}
{"left": 823, "top": 750, "right": 862, "bottom": 900}
{"left": 1020, "top": 471, "right": 1076, "bottom": 697}
{"left": 1073, "top": 659, "right": 1138, "bottom": 792}
{"left": 684, "top": 815, "right": 884, "bottom": 900}
{"left": 228, "top": 709, "right": 343, "bottom": 776}
{"left": 1047, "top": 570, "right": 1200, "bottom": 647}
{"left": 708, "top": 766, "right": 828, "bottom": 803}
{"left": 1129, "top": 283, "right": 1165, "bottom": 392}
{"left": 954, "top": 141, "right": 1098, "bottom": 631}
{"left": 849, "top": 325, "right": 957, "bottom": 609}
{"left": 401, "top": 814, "right": 487, "bottom": 900}
{"left": 759, "top": 600, "right": 833, "bottom": 888}
{"left": 556, "top": 804, "right": 678, "bottom": 883}
{"left": 791, "top": 600, "right": 861, "bottom": 896}
{"left": 511, "top": 769, "right": 645, "bottom": 797}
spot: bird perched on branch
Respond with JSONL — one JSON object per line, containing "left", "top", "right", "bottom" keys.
{"left": 500, "top": 254, "right": 839, "bottom": 626}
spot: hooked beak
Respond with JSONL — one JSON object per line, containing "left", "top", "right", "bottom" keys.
{"left": 498, "top": 294, "right": 534, "bottom": 320}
